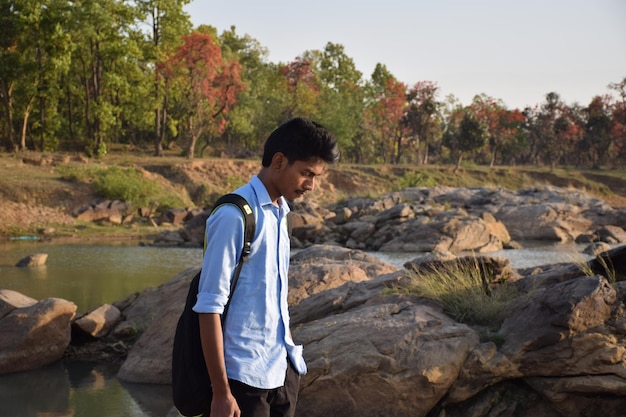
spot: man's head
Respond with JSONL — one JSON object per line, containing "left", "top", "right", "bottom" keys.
{"left": 261, "top": 117, "right": 340, "bottom": 167}
{"left": 259, "top": 118, "right": 339, "bottom": 203}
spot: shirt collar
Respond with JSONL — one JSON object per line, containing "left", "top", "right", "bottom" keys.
{"left": 250, "top": 175, "right": 290, "bottom": 214}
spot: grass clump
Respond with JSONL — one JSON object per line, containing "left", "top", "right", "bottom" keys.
{"left": 407, "top": 257, "right": 518, "bottom": 329}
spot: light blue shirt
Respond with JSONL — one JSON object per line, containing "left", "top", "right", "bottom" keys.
{"left": 193, "top": 175, "right": 307, "bottom": 389}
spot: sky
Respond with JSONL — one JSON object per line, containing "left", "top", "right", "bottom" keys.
{"left": 184, "top": 0, "right": 626, "bottom": 110}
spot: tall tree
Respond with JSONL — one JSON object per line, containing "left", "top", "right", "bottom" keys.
{"left": 136, "top": 0, "right": 191, "bottom": 156}
{"left": 608, "top": 77, "right": 626, "bottom": 165}
{"left": 161, "top": 31, "right": 243, "bottom": 159}
{"left": 404, "top": 81, "right": 442, "bottom": 165}
{"left": 443, "top": 110, "right": 488, "bottom": 171}
{"left": 217, "top": 25, "right": 285, "bottom": 153}
{"left": 364, "top": 64, "right": 407, "bottom": 164}
{"left": 470, "top": 95, "right": 526, "bottom": 167}
{"left": 64, "top": 0, "right": 144, "bottom": 155}
{"left": 279, "top": 55, "right": 320, "bottom": 121}
{"left": 315, "top": 42, "right": 365, "bottom": 162}
{"left": 0, "top": 0, "right": 71, "bottom": 151}
{"left": 584, "top": 96, "right": 615, "bottom": 167}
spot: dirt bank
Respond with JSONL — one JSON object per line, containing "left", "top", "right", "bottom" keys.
{"left": 1, "top": 151, "right": 625, "bottom": 238}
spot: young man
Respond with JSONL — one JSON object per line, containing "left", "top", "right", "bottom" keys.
{"left": 193, "top": 118, "right": 340, "bottom": 417}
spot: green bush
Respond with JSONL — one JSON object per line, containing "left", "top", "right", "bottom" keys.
{"left": 59, "top": 165, "right": 188, "bottom": 210}
{"left": 399, "top": 171, "right": 437, "bottom": 189}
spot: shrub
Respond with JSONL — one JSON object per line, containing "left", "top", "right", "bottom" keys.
{"left": 407, "top": 257, "right": 518, "bottom": 329}
{"left": 399, "top": 171, "right": 437, "bottom": 189}
{"left": 59, "top": 165, "right": 188, "bottom": 210}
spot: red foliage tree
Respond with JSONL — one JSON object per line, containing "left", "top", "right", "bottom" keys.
{"left": 160, "top": 31, "right": 244, "bottom": 158}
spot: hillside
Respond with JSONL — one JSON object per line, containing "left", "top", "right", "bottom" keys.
{"left": 1, "top": 151, "right": 625, "bottom": 239}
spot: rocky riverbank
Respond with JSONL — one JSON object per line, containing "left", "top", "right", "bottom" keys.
{"left": 2, "top": 243, "right": 625, "bottom": 417}
{"left": 154, "top": 185, "right": 626, "bottom": 253}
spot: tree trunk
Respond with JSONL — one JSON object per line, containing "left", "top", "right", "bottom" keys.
{"left": 20, "top": 96, "right": 35, "bottom": 151}
{"left": 185, "top": 117, "right": 198, "bottom": 159}
{"left": 454, "top": 153, "right": 464, "bottom": 173}
{"left": 0, "top": 79, "right": 17, "bottom": 152}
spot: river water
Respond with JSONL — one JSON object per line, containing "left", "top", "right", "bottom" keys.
{"left": 0, "top": 240, "right": 596, "bottom": 417}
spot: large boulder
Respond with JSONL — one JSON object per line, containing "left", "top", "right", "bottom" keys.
{"left": 0, "top": 297, "right": 76, "bottom": 374}
{"left": 294, "top": 298, "right": 480, "bottom": 417}
{"left": 116, "top": 268, "right": 194, "bottom": 384}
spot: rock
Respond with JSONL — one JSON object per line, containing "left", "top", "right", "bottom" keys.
{"left": 0, "top": 289, "right": 37, "bottom": 319}
{"left": 158, "top": 208, "right": 190, "bottom": 226}
{"left": 288, "top": 245, "right": 398, "bottom": 305}
{"left": 15, "top": 253, "right": 48, "bottom": 267}
{"left": 294, "top": 299, "right": 480, "bottom": 417}
{"left": 0, "top": 297, "right": 76, "bottom": 374}
{"left": 596, "top": 225, "right": 626, "bottom": 244}
{"left": 116, "top": 268, "right": 196, "bottom": 384}
{"left": 583, "top": 241, "right": 612, "bottom": 256}
{"left": 74, "top": 199, "right": 131, "bottom": 223}
{"left": 73, "top": 304, "right": 122, "bottom": 338}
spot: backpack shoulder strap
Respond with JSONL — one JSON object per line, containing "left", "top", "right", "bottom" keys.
{"left": 208, "top": 193, "right": 256, "bottom": 318}
{"left": 208, "top": 193, "right": 256, "bottom": 262}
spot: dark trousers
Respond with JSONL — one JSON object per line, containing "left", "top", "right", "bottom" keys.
{"left": 203, "top": 361, "right": 300, "bottom": 417}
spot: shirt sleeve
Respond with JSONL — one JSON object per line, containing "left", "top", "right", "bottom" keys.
{"left": 193, "top": 204, "right": 245, "bottom": 314}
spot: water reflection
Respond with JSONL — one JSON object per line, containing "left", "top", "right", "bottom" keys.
{"left": 0, "top": 361, "right": 71, "bottom": 417}
{"left": 0, "top": 361, "right": 172, "bottom": 417}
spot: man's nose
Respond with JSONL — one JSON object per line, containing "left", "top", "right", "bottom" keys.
{"left": 304, "top": 177, "right": 315, "bottom": 191}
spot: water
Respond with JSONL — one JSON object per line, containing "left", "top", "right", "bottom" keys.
{"left": 0, "top": 239, "right": 597, "bottom": 417}
{"left": 0, "top": 240, "right": 203, "bottom": 314}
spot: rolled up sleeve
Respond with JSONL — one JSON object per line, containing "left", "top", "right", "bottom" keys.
{"left": 193, "top": 204, "right": 245, "bottom": 314}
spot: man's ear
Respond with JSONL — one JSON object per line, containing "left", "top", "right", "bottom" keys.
{"left": 271, "top": 152, "right": 287, "bottom": 169}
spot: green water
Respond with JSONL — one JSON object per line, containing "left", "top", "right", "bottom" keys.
{"left": 0, "top": 240, "right": 202, "bottom": 417}
{"left": 0, "top": 240, "right": 202, "bottom": 314}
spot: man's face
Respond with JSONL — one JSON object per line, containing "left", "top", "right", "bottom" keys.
{"left": 276, "top": 157, "right": 326, "bottom": 202}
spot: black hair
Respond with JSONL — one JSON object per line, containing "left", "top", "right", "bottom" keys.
{"left": 261, "top": 117, "right": 340, "bottom": 167}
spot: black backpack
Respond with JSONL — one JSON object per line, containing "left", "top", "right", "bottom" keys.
{"left": 172, "top": 193, "right": 256, "bottom": 417}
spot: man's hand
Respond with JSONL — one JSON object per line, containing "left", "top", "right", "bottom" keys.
{"left": 210, "top": 391, "right": 241, "bottom": 417}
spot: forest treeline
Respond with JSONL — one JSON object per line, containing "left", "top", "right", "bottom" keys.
{"left": 1, "top": 0, "right": 625, "bottom": 168}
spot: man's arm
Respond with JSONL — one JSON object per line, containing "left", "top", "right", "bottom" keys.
{"left": 199, "top": 313, "right": 240, "bottom": 417}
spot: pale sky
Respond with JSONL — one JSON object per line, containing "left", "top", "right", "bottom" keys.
{"left": 184, "top": 0, "right": 626, "bottom": 110}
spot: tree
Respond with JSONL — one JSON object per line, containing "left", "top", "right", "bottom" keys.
{"left": 364, "top": 64, "right": 407, "bottom": 163}
{"left": 608, "top": 77, "right": 626, "bottom": 166}
{"left": 217, "top": 25, "right": 286, "bottom": 153}
{"left": 443, "top": 110, "right": 488, "bottom": 172}
{"left": 583, "top": 96, "right": 615, "bottom": 167}
{"left": 136, "top": 0, "right": 191, "bottom": 156}
{"left": 63, "top": 0, "right": 146, "bottom": 156}
{"left": 315, "top": 42, "right": 365, "bottom": 162}
{"left": 522, "top": 92, "right": 587, "bottom": 168}
{"left": 161, "top": 31, "right": 243, "bottom": 159}
{"left": 279, "top": 55, "right": 320, "bottom": 120}
{"left": 404, "top": 81, "right": 442, "bottom": 164}
{"left": 470, "top": 95, "right": 526, "bottom": 167}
